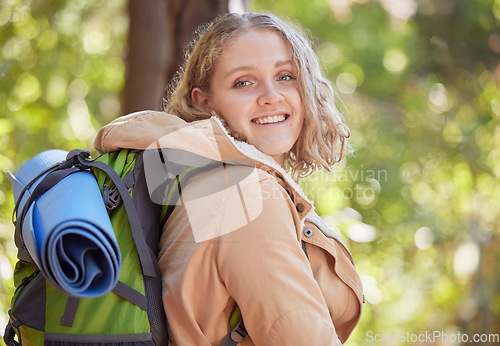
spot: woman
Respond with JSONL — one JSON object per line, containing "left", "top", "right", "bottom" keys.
{"left": 95, "top": 12, "right": 363, "bottom": 346}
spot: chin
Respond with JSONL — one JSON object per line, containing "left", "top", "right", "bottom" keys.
{"left": 253, "top": 139, "right": 294, "bottom": 159}
{"left": 260, "top": 147, "right": 292, "bottom": 160}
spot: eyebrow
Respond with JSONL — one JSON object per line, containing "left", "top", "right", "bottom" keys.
{"left": 275, "top": 60, "right": 294, "bottom": 68}
{"left": 225, "top": 60, "right": 294, "bottom": 78}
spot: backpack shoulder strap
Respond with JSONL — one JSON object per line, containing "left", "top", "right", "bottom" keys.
{"left": 79, "top": 151, "right": 157, "bottom": 278}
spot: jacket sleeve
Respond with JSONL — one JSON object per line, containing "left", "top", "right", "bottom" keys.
{"left": 213, "top": 172, "right": 342, "bottom": 345}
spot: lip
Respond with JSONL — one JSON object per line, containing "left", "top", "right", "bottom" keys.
{"left": 251, "top": 113, "right": 290, "bottom": 125}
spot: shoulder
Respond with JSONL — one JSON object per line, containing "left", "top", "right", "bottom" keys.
{"left": 184, "top": 164, "right": 287, "bottom": 204}
{"left": 177, "top": 164, "right": 293, "bottom": 243}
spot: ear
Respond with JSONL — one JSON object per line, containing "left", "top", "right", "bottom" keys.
{"left": 191, "top": 87, "right": 210, "bottom": 112}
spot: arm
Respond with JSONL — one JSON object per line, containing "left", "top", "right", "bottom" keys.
{"left": 215, "top": 175, "right": 341, "bottom": 345}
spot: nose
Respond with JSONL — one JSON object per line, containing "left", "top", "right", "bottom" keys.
{"left": 257, "top": 80, "right": 284, "bottom": 106}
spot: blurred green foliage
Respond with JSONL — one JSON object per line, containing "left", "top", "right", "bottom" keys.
{"left": 1, "top": 0, "right": 499, "bottom": 344}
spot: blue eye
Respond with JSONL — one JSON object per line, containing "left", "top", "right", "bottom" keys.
{"left": 234, "top": 80, "right": 251, "bottom": 87}
{"left": 277, "top": 74, "right": 295, "bottom": 81}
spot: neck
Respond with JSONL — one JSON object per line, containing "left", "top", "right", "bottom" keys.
{"left": 272, "top": 154, "right": 285, "bottom": 167}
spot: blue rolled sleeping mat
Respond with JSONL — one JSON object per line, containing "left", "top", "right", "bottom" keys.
{"left": 8, "top": 149, "right": 121, "bottom": 298}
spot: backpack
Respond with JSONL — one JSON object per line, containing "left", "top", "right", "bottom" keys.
{"left": 3, "top": 148, "right": 248, "bottom": 346}
{"left": 3, "top": 148, "right": 169, "bottom": 345}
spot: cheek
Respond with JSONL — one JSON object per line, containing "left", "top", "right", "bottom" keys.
{"left": 213, "top": 103, "right": 248, "bottom": 134}
{"left": 283, "top": 86, "right": 304, "bottom": 109}
{"left": 294, "top": 97, "right": 306, "bottom": 126}
{"left": 211, "top": 97, "right": 234, "bottom": 117}
{"left": 294, "top": 109, "right": 306, "bottom": 140}
{"left": 293, "top": 90, "right": 305, "bottom": 108}
{"left": 213, "top": 94, "right": 253, "bottom": 122}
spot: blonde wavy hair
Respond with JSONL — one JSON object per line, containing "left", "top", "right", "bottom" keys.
{"left": 162, "top": 12, "right": 350, "bottom": 179}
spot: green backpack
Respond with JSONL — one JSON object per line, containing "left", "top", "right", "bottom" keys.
{"left": 4, "top": 149, "right": 170, "bottom": 345}
{"left": 4, "top": 148, "right": 249, "bottom": 346}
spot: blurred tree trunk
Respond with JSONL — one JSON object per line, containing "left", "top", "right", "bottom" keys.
{"left": 122, "top": 0, "right": 236, "bottom": 114}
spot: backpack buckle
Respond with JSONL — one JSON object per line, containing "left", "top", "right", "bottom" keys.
{"left": 4, "top": 312, "right": 20, "bottom": 346}
{"left": 3, "top": 322, "right": 16, "bottom": 346}
{"left": 61, "top": 149, "right": 91, "bottom": 169}
{"left": 103, "top": 184, "right": 122, "bottom": 212}
{"left": 229, "top": 318, "right": 247, "bottom": 343}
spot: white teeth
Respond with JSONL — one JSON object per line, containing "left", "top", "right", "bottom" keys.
{"left": 254, "top": 115, "right": 286, "bottom": 125}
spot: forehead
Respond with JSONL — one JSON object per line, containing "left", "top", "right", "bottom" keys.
{"left": 216, "top": 29, "right": 292, "bottom": 70}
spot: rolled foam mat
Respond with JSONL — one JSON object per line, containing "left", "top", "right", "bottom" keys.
{"left": 8, "top": 150, "right": 121, "bottom": 298}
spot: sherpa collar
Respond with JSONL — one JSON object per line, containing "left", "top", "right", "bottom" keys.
{"left": 210, "top": 116, "right": 346, "bottom": 244}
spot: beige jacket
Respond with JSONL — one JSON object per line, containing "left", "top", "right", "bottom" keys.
{"left": 95, "top": 111, "right": 363, "bottom": 346}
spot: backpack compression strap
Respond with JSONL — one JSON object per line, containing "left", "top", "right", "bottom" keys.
{"left": 72, "top": 150, "right": 156, "bottom": 278}
{"left": 12, "top": 162, "right": 80, "bottom": 264}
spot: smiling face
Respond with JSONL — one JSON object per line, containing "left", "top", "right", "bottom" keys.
{"left": 191, "top": 29, "right": 305, "bottom": 166}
